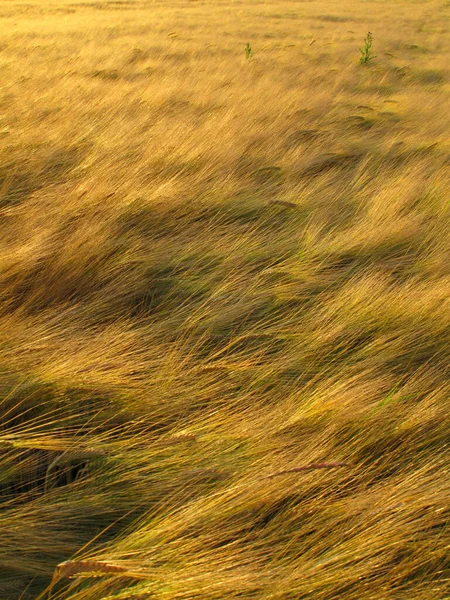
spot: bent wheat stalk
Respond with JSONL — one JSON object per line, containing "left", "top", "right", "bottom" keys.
{"left": 45, "top": 449, "right": 105, "bottom": 492}
{"left": 267, "top": 199, "right": 298, "bottom": 209}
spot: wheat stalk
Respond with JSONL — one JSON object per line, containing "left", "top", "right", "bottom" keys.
{"left": 267, "top": 199, "right": 298, "bottom": 209}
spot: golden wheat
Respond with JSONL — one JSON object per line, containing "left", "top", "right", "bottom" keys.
{"left": 1, "top": 0, "right": 449, "bottom": 598}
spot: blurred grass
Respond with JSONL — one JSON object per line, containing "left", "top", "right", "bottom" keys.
{"left": 0, "top": 0, "right": 449, "bottom": 598}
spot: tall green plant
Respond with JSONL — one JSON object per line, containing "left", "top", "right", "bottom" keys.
{"left": 360, "top": 31, "right": 376, "bottom": 64}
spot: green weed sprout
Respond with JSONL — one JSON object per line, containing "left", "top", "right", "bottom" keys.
{"left": 245, "top": 42, "right": 254, "bottom": 59}
{"left": 360, "top": 31, "right": 376, "bottom": 64}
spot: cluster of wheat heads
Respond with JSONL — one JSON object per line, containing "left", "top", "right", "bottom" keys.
{"left": 1, "top": 0, "right": 450, "bottom": 598}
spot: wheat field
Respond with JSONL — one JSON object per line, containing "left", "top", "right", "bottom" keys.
{"left": 0, "top": 0, "right": 449, "bottom": 598}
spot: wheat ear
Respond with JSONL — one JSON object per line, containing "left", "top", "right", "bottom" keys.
{"left": 48, "top": 560, "right": 127, "bottom": 598}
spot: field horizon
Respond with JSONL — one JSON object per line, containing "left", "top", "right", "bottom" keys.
{"left": 1, "top": 0, "right": 449, "bottom": 598}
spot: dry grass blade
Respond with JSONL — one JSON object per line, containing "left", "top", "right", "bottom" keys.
{"left": 266, "top": 462, "right": 351, "bottom": 479}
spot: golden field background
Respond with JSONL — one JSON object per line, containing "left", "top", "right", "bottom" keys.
{"left": 0, "top": 0, "right": 449, "bottom": 598}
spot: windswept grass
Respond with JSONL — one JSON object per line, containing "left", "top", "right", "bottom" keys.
{"left": 1, "top": 0, "right": 449, "bottom": 598}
